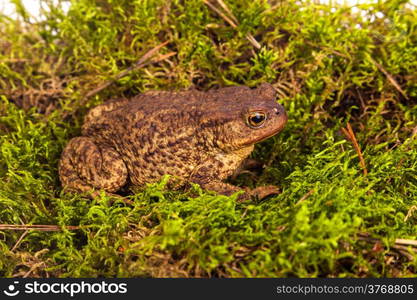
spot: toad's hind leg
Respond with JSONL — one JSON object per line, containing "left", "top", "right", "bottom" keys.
{"left": 59, "top": 137, "right": 128, "bottom": 193}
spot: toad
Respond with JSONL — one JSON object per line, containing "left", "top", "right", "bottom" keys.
{"left": 59, "top": 83, "right": 287, "bottom": 200}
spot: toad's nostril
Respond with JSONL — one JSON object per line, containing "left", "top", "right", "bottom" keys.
{"left": 274, "top": 107, "right": 280, "bottom": 115}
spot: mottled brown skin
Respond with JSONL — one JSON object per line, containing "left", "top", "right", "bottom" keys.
{"left": 59, "top": 83, "right": 288, "bottom": 200}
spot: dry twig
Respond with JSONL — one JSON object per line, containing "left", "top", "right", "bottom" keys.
{"left": 304, "top": 40, "right": 349, "bottom": 59}
{"left": 411, "top": 126, "right": 417, "bottom": 139}
{"left": 203, "top": 0, "right": 261, "bottom": 49}
{"left": 395, "top": 238, "right": 417, "bottom": 247}
{"left": 341, "top": 122, "right": 368, "bottom": 176}
{"left": 60, "top": 41, "right": 175, "bottom": 119}
{"left": 404, "top": 205, "right": 417, "bottom": 222}
{"left": 369, "top": 57, "right": 408, "bottom": 100}
{"left": 0, "top": 224, "right": 80, "bottom": 231}
{"left": 357, "top": 233, "right": 417, "bottom": 261}
{"left": 296, "top": 189, "right": 315, "bottom": 205}
{"left": 303, "top": 40, "right": 407, "bottom": 99}
{"left": 85, "top": 41, "right": 175, "bottom": 98}
{"left": 11, "top": 230, "right": 29, "bottom": 252}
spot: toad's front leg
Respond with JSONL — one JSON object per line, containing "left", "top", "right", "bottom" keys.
{"left": 59, "top": 137, "right": 128, "bottom": 194}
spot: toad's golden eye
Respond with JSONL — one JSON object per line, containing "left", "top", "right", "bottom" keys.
{"left": 247, "top": 111, "right": 267, "bottom": 128}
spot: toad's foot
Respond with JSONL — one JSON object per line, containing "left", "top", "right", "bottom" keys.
{"left": 245, "top": 185, "right": 280, "bottom": 202}
{"left": 196, "top": 180, "right": 280, "bottom": 202}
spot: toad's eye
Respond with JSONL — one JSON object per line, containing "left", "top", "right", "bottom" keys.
{"left": 247, "top": 111, "right": 267, "bottom": 128}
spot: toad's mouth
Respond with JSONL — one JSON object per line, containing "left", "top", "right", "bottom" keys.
{"left": 242, "top": 116, "right": 287, "bottom": 146}
{"left": 246, "top": 128, "right": 283, "bottom": 145}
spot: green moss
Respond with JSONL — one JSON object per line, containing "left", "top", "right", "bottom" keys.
{"left": 0, "top": 0, "right": 416, "bottom": 277}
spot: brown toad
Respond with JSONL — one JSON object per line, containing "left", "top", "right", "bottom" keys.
{"left": 59, "top": 83, "right": 287, "bottom": 199}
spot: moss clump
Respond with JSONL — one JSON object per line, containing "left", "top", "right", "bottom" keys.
{"left": 0, "top": 0, "right": 416, "bottom": 277}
